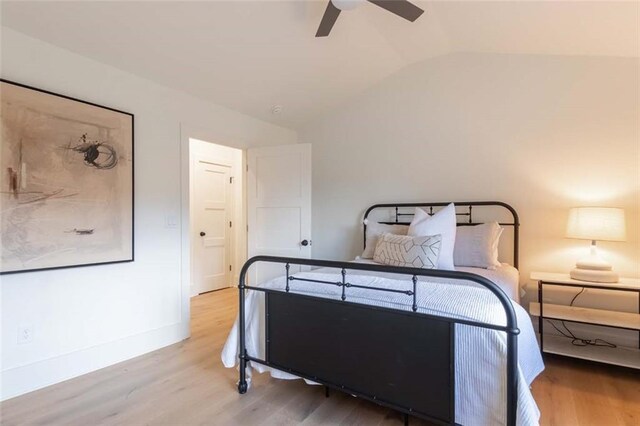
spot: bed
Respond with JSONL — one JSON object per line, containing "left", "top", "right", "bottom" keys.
{"left": 222, "top": 202, "right": 544, "bottom": 426}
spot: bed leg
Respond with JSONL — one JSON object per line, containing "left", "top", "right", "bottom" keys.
{"left": 403, "top": 413, "right": 409, "bottom": 425}
{"left": 238, "top": 353, "right": 248, "bottom": 394}
{"left": 238, "top": 272, "right": 248, "bottom": 395}
{"left": 325, "top": 386, "right": 330, "bottom": 398}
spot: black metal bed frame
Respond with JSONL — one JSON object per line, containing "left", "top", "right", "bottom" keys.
{"left": 237, "top": 202, "right": 521, "bottom": 426}
{"left": 364, "top": 201, "right": 520, "bottom": 268}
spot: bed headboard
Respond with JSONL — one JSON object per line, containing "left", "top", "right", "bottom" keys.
{"left": 363, "top": 201, "right": 520, "bottom": 269}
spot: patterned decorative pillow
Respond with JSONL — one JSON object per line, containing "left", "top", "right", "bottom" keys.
{"left": 373, "top": 233, "right": 442, "bottom": 269}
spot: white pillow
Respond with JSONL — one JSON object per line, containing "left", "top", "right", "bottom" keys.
{"left": 454, "top": 222, "right": 503, "bottom": 269}
{"left": 373, "top": 233, "right": 442, "bottom": 269}
{"left": 362, "top": 222, "right": 409, "bottom": 259}
{"left": 408, "top": 203, "right": 457, "bottom": 270}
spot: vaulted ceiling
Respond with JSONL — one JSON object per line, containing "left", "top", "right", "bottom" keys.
{"left": 2, "top": 1, "right": 638, "bottom": 129}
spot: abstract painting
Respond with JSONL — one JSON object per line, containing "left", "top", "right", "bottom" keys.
{"left": 0, "top": 80, "right": 134, "bottom": 274}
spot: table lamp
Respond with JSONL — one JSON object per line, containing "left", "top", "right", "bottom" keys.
{"left": 566, "top": 207, "right": 626, "bottom": 283}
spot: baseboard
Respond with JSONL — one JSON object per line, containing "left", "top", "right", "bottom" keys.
{"left": 0, "top": 321, "right": 188, "bottom": 401}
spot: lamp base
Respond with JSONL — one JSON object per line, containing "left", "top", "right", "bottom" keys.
{"left": 570, "top": 268, "right": 619, "bottom": 283}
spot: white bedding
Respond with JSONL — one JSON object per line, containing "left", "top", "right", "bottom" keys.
{"left": 222, "top": 264, "right": 544, "bottom": 426}
{"left": 353, "top": 258, "right": 522, "bottom": 302}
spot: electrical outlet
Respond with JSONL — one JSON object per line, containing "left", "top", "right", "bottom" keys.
{"left": 18, "top": 324, "right": 34, "bottom": 344}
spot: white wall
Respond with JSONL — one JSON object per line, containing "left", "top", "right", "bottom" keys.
{"left": 302, "top": 53, "right": 639, "bottom": 342}
{"left": 0, "top": 28, "right": 296, "bottom": 400}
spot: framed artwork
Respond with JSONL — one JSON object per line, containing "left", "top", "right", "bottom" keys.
{"left": 0, "top": 79, "right": 134, "bottom": 274}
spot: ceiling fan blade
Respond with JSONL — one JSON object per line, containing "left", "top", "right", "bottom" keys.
{"left": 316, "top": 1, "right": 342, "bottom": 37}
{"left": 367, "top": 0, "right": 424, "bottom": 22}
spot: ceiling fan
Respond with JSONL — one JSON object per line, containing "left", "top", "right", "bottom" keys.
{"left": 316, "top": 0, "right": 424, "bottom": 37}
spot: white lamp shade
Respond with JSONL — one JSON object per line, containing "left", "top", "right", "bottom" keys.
{"left": 566, "top": 207, "right": 626, "bottom": 242}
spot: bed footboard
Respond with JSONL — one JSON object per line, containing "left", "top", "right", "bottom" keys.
{"left": 237, "top": 256, "right": 520, "bottom": 426}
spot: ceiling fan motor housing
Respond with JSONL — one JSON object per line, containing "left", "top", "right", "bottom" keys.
{"left": 331, "top": 0, "right": 365, "bottom": 11}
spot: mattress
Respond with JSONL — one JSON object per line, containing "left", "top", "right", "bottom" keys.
{"left": 221, "top": 264, "right": 544, "bottom": 426}
{"left": 351, "top": 259, "right": 522, "bottom": 302}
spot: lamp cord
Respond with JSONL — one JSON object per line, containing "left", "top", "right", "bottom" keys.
{"left": 545, "top": 287, "right": 617, "bottom": 348}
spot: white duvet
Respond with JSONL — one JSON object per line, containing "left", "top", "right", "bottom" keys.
{"left": 353, "top": 259, "right": 522, "bottom": 302}
{"left": 222, "top": 268, "right": 544, "bottom": 426}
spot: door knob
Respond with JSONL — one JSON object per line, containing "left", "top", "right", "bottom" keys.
{"left": 200, "top": 232, "right": 206, "bottom": 237}
{"left": 301, "top": 239, "right": 309, "bottom": 246}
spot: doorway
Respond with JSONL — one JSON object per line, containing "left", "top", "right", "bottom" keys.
{"left": 189, "top": 138, "right": 245, "bottom": 296}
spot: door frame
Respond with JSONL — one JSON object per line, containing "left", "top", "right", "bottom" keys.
{"left": 179, "top": 123, "right": 248, "bottom": 337}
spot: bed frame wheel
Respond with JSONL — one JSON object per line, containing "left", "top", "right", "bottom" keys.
{"left": 237, "top": 381, "right": 248, "bottom": 394}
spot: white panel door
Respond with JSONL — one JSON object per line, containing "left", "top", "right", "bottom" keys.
{"left": 247, "top": 143, "right": 311, "bottom": 283}
{"left": 194, "top": 159, "right": 233, "bottom": 293}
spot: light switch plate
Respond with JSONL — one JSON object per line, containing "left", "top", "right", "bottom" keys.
{"left": 165, "top": 215, "right": 178, "bottom": 229}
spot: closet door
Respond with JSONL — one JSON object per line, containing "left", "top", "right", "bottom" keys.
{"left": 247, "top": 144, "right": 311, "bottom": 283}
{"left": 193, "top": 158, "right": 233, "bottom": 293}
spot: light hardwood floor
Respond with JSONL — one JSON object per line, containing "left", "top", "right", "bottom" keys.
{"left": 1, "top": 288, "right": 638, "bottom": 425}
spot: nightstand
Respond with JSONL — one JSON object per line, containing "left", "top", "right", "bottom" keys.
{"left": 530, "top": 272, "right": 640, "bottom": 369}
